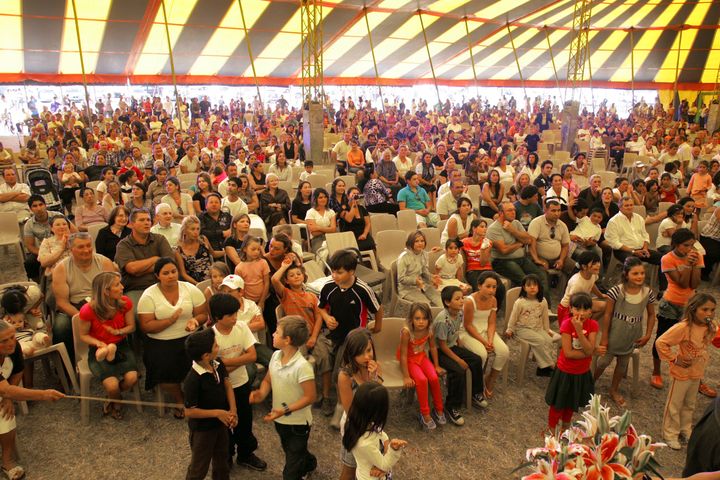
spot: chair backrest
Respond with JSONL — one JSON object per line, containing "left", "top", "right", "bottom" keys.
{"left": 658, "top": 202, "right": 673, "bottom": 213}
{"left": 325, "top": 231, "right": 359, "bottom": 256}
{"left": 427, "top": 249, "right": 443, "bottom": 272}
{"left": 86, "top": 180, "right": 101, "bottom": 191}
{"left": 371, "top": 317, "right": 404, "bottom": 363}
{"left": 554, "top": 150, "right": 571, "bottom": 164}
{"left": 303, "top": 260, "right": 327, "bottom": 282}
{"left": 86, "top": 222, "right": 108, "bottom": 245}
{"left": 396, "top": 209, "right": 417, "bottom": 232}
{"left": 71, "top": 314, "right": 88, "bottom": 365}
{"left": 307, "top": 173, "right": 330, "bottom": 189}
{"left": 369, "top": 213, "right": 398, "bottom": 239}
{"left": 418, "top": 227, "right": 440, "bottom": 251}
{"left": 177, "top": 173, "right": 198, "bottom": 185}
{"left": 376, "top": 230, "right": 408, "bottom": 270}
{"left": 0, "top": 212, "right": 21, "bottom": 242}
{"left": 196, "top": 279, "right": 212, "bottom": 294}
{"left": 503, "top": 286, "right": 522, "bottom": 328}
{"left": 337, "top": 175, "right": 356, "bottom": 188}
{"left": 436, "top": 219, "right": 448, "bottom": 233}
{"left": 597, "top": 171, "right": 617, "bottom": 188}
{"left": 633, "top": 205, "right": 646, "bottom": 218}
{"left": 646, "top": 221, "right": 660, "bottom": 248}
{"left": 466, "top": 185, "right": 481, "bottom": 207}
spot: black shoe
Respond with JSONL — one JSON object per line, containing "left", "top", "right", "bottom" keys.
{"left": 237, "top": 453, "right": 267, "bottom": 471}
{"left": 447, "top": 408, "right": 465, "bottom": 426}
{"left": 536, "top": 367, "right": 554, "bottom": 377}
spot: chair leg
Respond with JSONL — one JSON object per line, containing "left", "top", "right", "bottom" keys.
{"left": 51, "top": 354, "right": 71, "bottom": 394}
{"left": 56, "top": 347, "right": 80, "bottom": 395}
{"left": 465, "top": 369, "right": 472, "bottom": 409}
{"left": 631, "top": 350, "right": 640, "bottom": 398}
{"left": 80, "top": 375, "right": 90, "bottom": 426}
{"left": 501, "top": 362, "right": 509, "bottom": 387}
{"left": 132, "top": 384, "right": 143, "bottom": 413}
{"left": 155, "top": 388, "right": 165, "bottom": 417}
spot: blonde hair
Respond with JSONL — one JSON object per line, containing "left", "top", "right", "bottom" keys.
{"left": 179, "top": 215, "right": 201, "bottom": 243}
{"left": 90, "top": 272, "right": 126, "bottom": 320}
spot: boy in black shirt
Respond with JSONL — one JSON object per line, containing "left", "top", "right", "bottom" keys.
{"left": 183, "top": 328, "right": 237, "bottom": 480}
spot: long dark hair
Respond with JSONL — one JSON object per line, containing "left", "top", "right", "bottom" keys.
{"left": 340, "top": 328, "right": 376, "bottom": 376}
{"left": 341, "top": 382, "right": 389, "bottom": 452}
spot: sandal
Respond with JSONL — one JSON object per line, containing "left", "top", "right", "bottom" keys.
{"left": 610, "top": 392, "right": 627, "bottom": 409}
{"left": 483, "top": 386, "right": 494, "bottom": 400}
{"left": 111, "top": 404, "right": 124, "bottom": 420}
{"left": 2, "top": 465, "right": 25, "bottom": 480}
{"left": 102, "top": 401, "right": 113, "bottom": 417}
{"left": 173, "top": 407, "right": 185, "bottom": 419}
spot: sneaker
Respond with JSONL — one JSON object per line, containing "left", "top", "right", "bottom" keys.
{"left": 447, "top": 408, "right": 465, "bottom": 426}
{"left": 237, "top": 453, "right": 267, "bottom": 471}
{"left": 419, "top": 413, "right": 436, "bottom": 431}
{"left": 472, "top": 393, "right": 488, "bottom": 409}
{"left": 431, "top": 409, "right": 447, "bottom": 426}
{"left": 699, "top": 382, "right": 717, "bottom": 398}
{"left": 665, "top": 438, "right": 682, "bottom": 450}
{"left": 321, "top": 398, "right": 335, "bottom": 417}
{"left": 650, "top": 375, "right": 663, "bottom": 389}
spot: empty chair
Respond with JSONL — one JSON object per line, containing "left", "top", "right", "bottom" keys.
{"left": 307, "top": 173, "right": 331, "bottom": 189}
{"left": 375, "top": 230, "right": 407, "bottom": 271}
{"left": 419, "top": 227, "right": 441, "bottom": 251}
{"left": 325, "top": 231, "right": 379, "bottom": 272}
{"left": 371, "top": 317, "right": 406, "bottom": 388}
{"left": 596, "top": 171, "right": 617, "bottom": 188}
{"left": 396, "top": 209, "right": 417, "bottom": 232}
{"left": 369, "top": 213, "right": 398, "bottom": 239}
{"left": 87, "top": 222, "right": 108, "bottom": 245}
{"left": 0, "top": 212, "right": 25, "bottom": 272}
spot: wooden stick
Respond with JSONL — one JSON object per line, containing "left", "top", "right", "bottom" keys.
{"left": 64, "top": 394, "right": 184, "bottom": 410}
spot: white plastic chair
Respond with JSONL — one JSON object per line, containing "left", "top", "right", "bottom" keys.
{"left": 375, "top": 230, "right": 407, "bottom": 271}
{"left": 87, "top": 222, "right": 108, "bottom": 245}
{"left": 0, "top": 212, "right": 24, "bottom": 267}
{"left": 396, "top": 209, "right": 417, "bottom": 232}
{"left": 369, "top": 213, "right": 398, "bottom": 239}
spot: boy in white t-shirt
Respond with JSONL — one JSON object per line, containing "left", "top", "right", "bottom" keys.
{"left": 209, "top": 293, "right": 267, "bottom": 471}
{"left": 569, "top": 206, "right": 603, "bottom": 262}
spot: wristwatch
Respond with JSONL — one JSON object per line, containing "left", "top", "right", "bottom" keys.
{"left": 282, "top": 402, "right": 291, "bottom": 416}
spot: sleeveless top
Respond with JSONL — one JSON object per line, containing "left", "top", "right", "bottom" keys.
{"left": 65, "top": 254, "right": 107, "bottom": 304}
{"left": 466, "top": 295, "right": 495, "bottom": 333}
{"left": 606, "top": 284, "right": 654, "bottom": 356}
{"left": 396, "top": 326, "right": 429, "bottom": 364}
{"left": 177, "top": 242, "right": 212, "bottom": 282}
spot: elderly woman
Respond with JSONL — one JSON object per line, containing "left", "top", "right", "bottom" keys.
{"left": 162, "top": 177, "right": 195, "bottom": 220}
{"left": 175, "top": 216, "right": 214, "bottom": 285}
{"left": 137, "top": 257, "right": 206, "bottom": 418}
{"left": 75, "top": 187, "right": 107, "bottom": 231}
{"left": 224, "top": 213, "right": 251, "bottom": 272}
{"left": 78, "top": 272, "right": 138, "bottom": 420}
{"left": 150, "top": 203, "right": 181, "bottom": 248}
{"left": 198, "top": 193, "right": 232, "bottom": 255}
{"left": 339, "top": 186, "right": 375, "bottom": 251}
{"left": 95, "top": 206, "right": 131, "bottom": 261}
{"left": 258, "top": 173, "right": 290, "bottom": 227}
{"left": 38, "top": 216, "right": 71, "bottom": 276}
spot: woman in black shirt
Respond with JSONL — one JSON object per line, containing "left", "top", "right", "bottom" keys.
{"left": 95, "top": 205, "right": 131, "bottom": 261}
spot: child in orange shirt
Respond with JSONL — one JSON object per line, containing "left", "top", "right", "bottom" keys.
{"left": 656, "top": 292, "right": 718, "bottom": 450}
{"left": 687, "top": 161, "right": 712, "bottom": 208}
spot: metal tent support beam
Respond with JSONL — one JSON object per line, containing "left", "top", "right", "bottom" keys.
{"left": 566, "top": 0, "right": 593, "bottom": 101}
{"left": 672, "top": 26, "right": 684, "bottom": 106}
{"left": 630, "top": 27, "right": 635, "bottom": 108}
{"left": 463, "top": 16, "right": 480, "bottom": 101}
{"left": 70, "top": 0, "right": 93, "bottom": 130}
{"left": 544, "top": 26, "right": 561, "bottom": 102}
{"left": 418, "top": 10, "right": 441, "bottom": 109}
{"left": 238, "top": 0, "right": 262, "bottom": 123}
{"left": 160, "top": 0, "right": 183, "bottom": 131}
{"left": 363, "top": 7, "right": 384, "bottom": 113}
{"left": 506, "top": 21, "right": 526, "bottom": 101}
{"left": 300, "top": 0, "right": 324, "bottom": 104}
{"left": 585, "top": 39, "right": 595, "bottom": 112}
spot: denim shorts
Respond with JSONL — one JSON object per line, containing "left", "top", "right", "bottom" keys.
{"left": 340, "top": 445, "right": 356, "bottom": 468}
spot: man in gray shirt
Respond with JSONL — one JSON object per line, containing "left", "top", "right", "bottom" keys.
{"left": 486, "top": 202, "right": 550, "bottom": 304}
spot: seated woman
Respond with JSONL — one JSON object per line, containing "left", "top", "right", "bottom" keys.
{"left": 38, "top": 216, "right": 71, "bottom": 277}
{"left": 101, "top": 180, "right": 124, "bottom": 217}
{"left": 75, "top": 187, "right": 107, "bottom": 231}
{"left": 137, "top": 257, "right": 206, "bottom": 418}
{"left": 78, "top": 272, "right": 138, "bottom": 420}
{"left": 291, "top": 180, "right": 312, "bottom": 227}
{"left": 248, "top": 161, "right": 266, "bottom": 192}
{"left": 126, "top": 182, "right": 153, "bottom": 223}
{"left": 258, "top": 173, "right": 290, "bottom": 228}
{"left": 237, "top": 174, "right": 260, "bottom": 214}
{"left": 339, "top": 186, "right": 375, "bottom": 251}
{"left": 162, "top": 176, "right": 195, "bottom": 220}
{"left": 305, "top": 188, "right": 337, "bottom": 252}
{"left": 346, "top": 139, "right": 365, "bottom": 174}
{"left": 95, "top": 206, "right": 131, "bottom": 261}
{"left": 175, "top": 216, "right": 214, "bottom": 285}
{"left": 191, "top": 172, "right": 214, "bottom": 213}
{"left": 268, "top": 152, "right": 292, "bottom": 181}
{"left": 440, "top": 197, "right": 476, "bottom": 245}
{"left": 363, "top": 168, "right": 399, "bottom": 215}
{"left": 224, "top": 213, "right": 251, "bottom": 272}
{"left": 150, "top": 203, "right": 181, "bottom": 248}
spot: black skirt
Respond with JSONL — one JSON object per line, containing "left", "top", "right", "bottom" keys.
{"left": 545, "top": 368, "right": 594, "bottom": 412}
{"left": 143, "top": 335, "right": 191, "bottom": 390}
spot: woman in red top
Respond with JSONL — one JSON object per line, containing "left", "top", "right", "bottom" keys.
{"left": 461, "top": 219, "right": 506, "bottom": 308}
{"left": 78, "top": 272, "right": 138, "bottom": 419}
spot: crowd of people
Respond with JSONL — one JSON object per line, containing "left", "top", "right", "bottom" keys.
{"left": 0, "top": 91, "right": 718, "bottom": 479}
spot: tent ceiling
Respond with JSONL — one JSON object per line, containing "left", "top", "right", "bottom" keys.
{"left": 0, "top": 0, "right": 718, "bottom": 88}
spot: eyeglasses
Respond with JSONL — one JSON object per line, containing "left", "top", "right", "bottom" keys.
{"left": 550, "top": 226, "right": 556, "bottom": 240}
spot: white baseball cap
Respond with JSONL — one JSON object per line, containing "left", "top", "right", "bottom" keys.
{"left": 220, "top": 274, "right": 244, "bottom": 290}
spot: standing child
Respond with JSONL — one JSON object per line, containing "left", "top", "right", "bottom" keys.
{"left": 595, "top": 257, "right": 657, "bottom": 407}
{"left": 250, "top": 316, "right": 317, "bottom": 480}
{"left": 337, "top": 328, "right": 382, "bottom": 480}
{"left": 272, "top": 255, "right": 333, "bottom": 416}
{"left": 204, "top": 262, "right": 230, "bottom": 304}
{"left": 398, "top": 303, "right": 446, "bottom": 431}
{"left": 656, "top": 293, "right": 718, "bottom": 450}
{"left": 505, "top": 275, "right": 559, "bottom": 377}
{"left": 434, "top": 239, "right": 471, "bottom": 295}
{"left": 182, "top": 328, "right": 237, "bottom": 480}
{"left": 208, "top": 293, "right": 267, "bottom": 471}
{"left": 342, "top": 382, "right": 407, "bottom": 480}
{"left": 60, "top": 161, "right": 82, "bottom": 216}
{"left": 234, "top": 236, "right": 270, "bottom": 310}
{"left": 687, "top": 160, "right": 712, "bottom": 208}
{"left": 433, "top": 286, "right": 486, "bottom": 426}
{"left": 556, "top": 251, "right": 607, "bottom": 326}
{"left": 460, "top": 271, "right": 508, "bottom": 400}
{"left": 545, "top": 292, "right": 603, "bottom": 433}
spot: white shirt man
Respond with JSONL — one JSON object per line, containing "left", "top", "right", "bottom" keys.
{"left": 0, "top": 168, "right": 31, "bottom": 221}
{"left": 436, "top": 180, "right": 472, "bottom": 219}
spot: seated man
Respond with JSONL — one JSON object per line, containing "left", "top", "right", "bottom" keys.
{"left": 51, "top": 232, "right": 116, "bottom": 361}
{"left": 436, "top": 178, "right": 471, "bottom": 220}
{"left": 0, "top": 167, "right": 31, "bottom": 222}
{"left": 397, "top": 171, "right": 439, "bottom": 228}
{"left": 528, "top": 199, "right": 572, "bottom": 276}
{"left": 487, "top": 202, "right": 550, "bottom": 305}
{"left": 605, "top": 196, "right": 664, "bottom": 290}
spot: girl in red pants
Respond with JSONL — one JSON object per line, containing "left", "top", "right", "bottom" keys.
{"left": 398, "top": 302, "right": 446, "bottom": 431}
{"left": 544, "top": 292, "right": 604, "bottom": 434}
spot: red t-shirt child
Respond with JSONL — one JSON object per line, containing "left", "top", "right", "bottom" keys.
{"left": 78, "top": 296, "right": 133, "bottom": 345}
{"left": 556, "top": 317, "right": 598, "bottom": 374}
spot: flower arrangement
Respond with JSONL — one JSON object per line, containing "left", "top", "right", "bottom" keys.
{"left": 516, "top": 395, "right": 666, "bottom": 480}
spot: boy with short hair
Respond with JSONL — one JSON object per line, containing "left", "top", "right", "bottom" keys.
{"left": 183, "top": 328, "right": 237, "bottom": 480}
{"left": 209, "top": 293, "right": 267, "bottom": 471}
{"left": 250, "top": 316, "right": 317, "bottom": 480}
{"left": 299, "top": 160, "right": 314, "bottom": 181}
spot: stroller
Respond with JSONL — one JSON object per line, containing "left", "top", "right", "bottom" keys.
{"left": 24, "top": 167, "right": 63, "bottom": 213}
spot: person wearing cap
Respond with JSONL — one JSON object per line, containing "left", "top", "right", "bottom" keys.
{"left": 217, "top": 274, "right": 273, "bottom": 383}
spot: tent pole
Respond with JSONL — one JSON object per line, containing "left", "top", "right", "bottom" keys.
{"left": 506, "top": 21, "right": 527, "bottom": 102}
{"left": 586, "top": 39, "right": 594, "bottom": 113}
{"left": 70, "top": 0, "right": 93, "bottom": 131}
{"left": 238, "top": 0, "right": 263, "bottom": 126}
{"left": 630, "top": 27, "right": 635, "bottom": 110}
{"left": 160, "top": 0, "right": 183, "bottom": 131}
{"left": 672, "top": 26, "right": 683, "bottom": 109}
{"left": 544, "top": 26, "right": 561, "bottom": 102}
{"left": 418, "top": 10, "right": 441, "bottom": 109}
{"left": 463, "top": 16, "right": 480, "bottom": 101}
{"left": 363, "top": 7, "right": 385, "bottom": 113}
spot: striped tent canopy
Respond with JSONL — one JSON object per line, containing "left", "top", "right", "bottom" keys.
{"left": 1, "top": 0, "right": 719, "bottom": 89}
